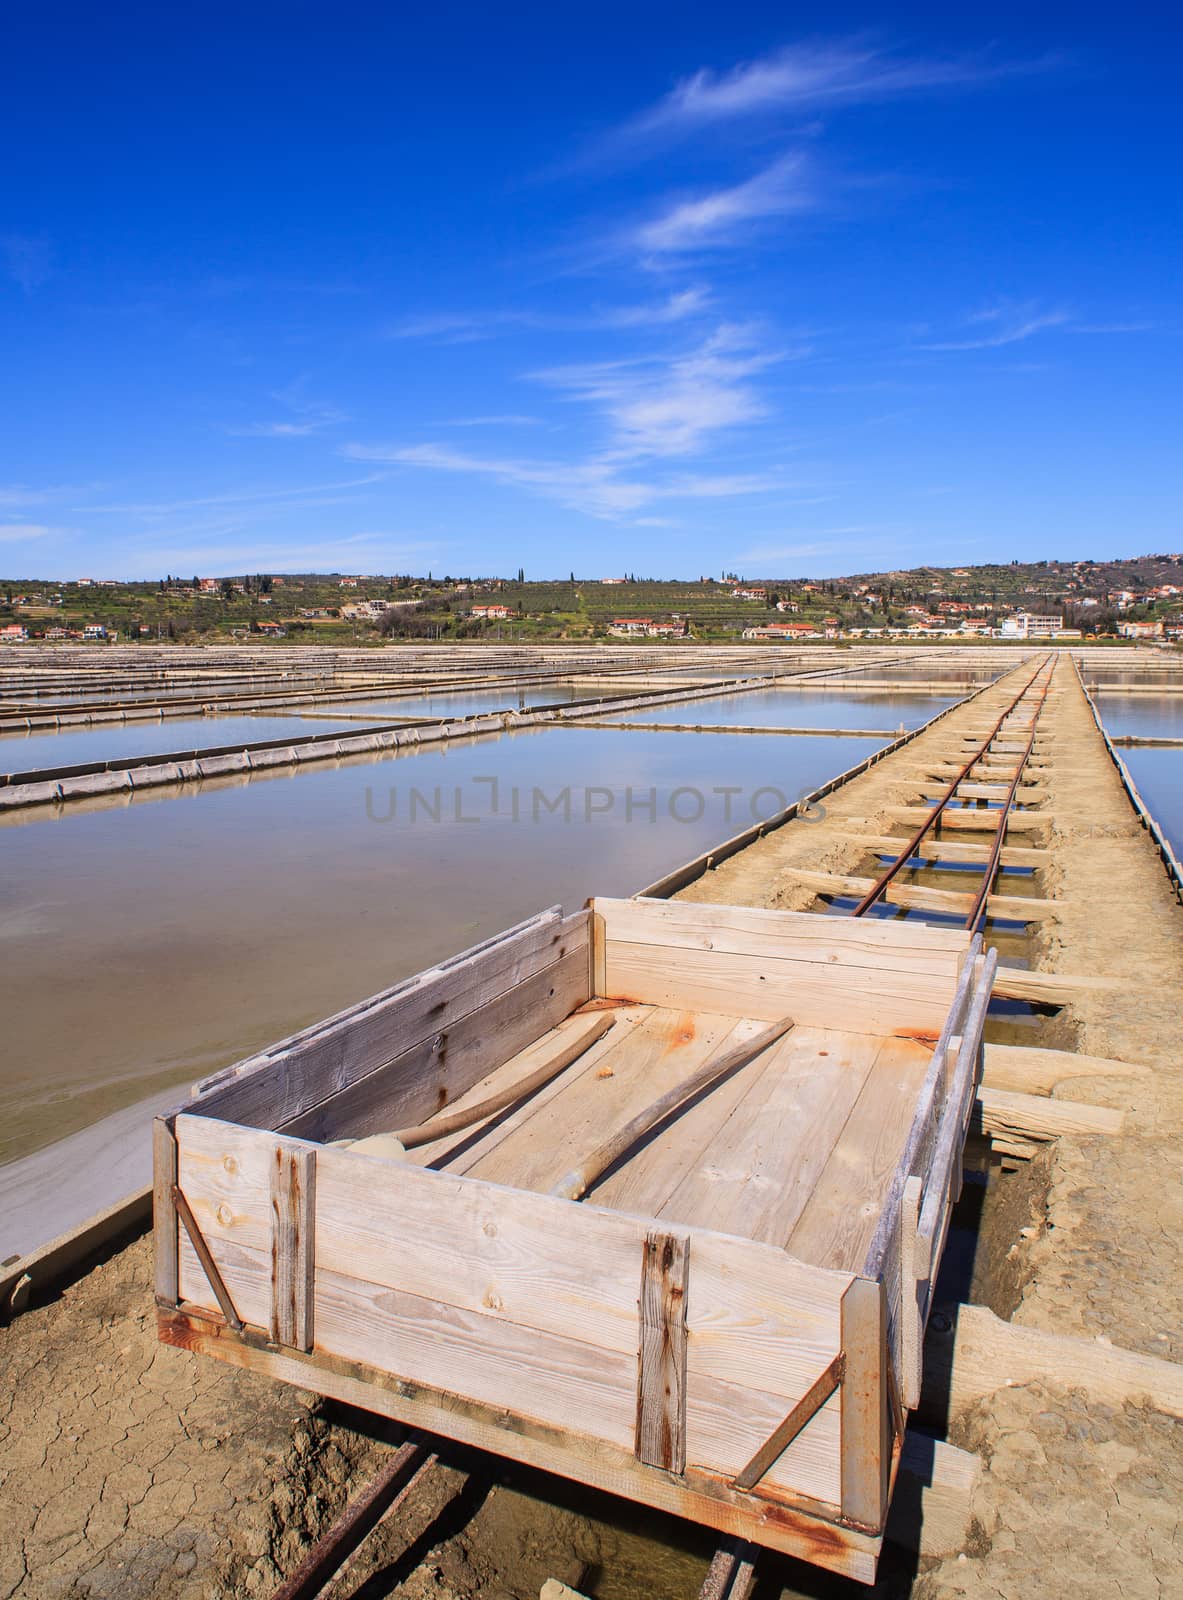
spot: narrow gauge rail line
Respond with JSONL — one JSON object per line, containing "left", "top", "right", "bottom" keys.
{"left": 962, "top": 664, "right": 1056, "bottom": 933}
{"left": 848, "top": 656, "right": 1055, "bottom": 927}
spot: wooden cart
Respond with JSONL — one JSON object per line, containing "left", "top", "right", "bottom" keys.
{"left": 154, "top": 896, "right": 994, "bottom": 1583}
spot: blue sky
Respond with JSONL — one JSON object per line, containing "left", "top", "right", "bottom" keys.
{"left": 2, "top": 4, "right": 1179, "bottom": 580}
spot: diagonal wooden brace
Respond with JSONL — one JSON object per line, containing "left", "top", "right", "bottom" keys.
{"left": 733, "top": 1352, "right": 845, "bottom": 1491}
{"left": 172, "top": 1183, "right": 245, "bottom": 1333}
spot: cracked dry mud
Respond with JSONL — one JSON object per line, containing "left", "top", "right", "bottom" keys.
{"left": 3, "top": 657, "right": 1181, "bottom": 1599}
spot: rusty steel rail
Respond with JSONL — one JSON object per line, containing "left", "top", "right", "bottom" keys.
{"left": 698, "top": 1537, "right": 760, "bottom": 1600}
{"left": 849, "top": 656, "right": 1053, "bottom": 917}
{"left": 963, "top": 663, "right": 1056, "bottom": 932}
{"left": 269, "top": 1440, "right": 436, "bottom": 1600}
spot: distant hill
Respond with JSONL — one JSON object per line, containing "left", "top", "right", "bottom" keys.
{"left": 2, "top": 553, "right": 1181, "bottom": 643}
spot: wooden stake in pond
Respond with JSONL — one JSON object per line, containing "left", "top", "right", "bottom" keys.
{"left": 550, "top": 1016, "right": 795, "bottom": 1202}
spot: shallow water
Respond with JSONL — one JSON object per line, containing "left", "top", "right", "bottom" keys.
{"left": 1093, "top": 692, "right": 1183, "bottom": 739}
{"left": 1121, "top": 747, "right": 1183, "bottom": 857}
{"left": 0, "top": 724, "right": 887, "bottom": 1163}
{"left": 0, "top": 713, "right": 373, "bottom": 775}
{"left": 297, "top": 684, "right": 606, "bottom": 718}
{"left": 609, "top": 688, "right": 955, "bottom": 729}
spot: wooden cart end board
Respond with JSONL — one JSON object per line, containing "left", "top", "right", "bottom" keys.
{"left": 154, "top": 897, "right": 994, "bottom": 1584}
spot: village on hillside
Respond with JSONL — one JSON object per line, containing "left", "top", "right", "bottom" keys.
{"left": 3, "top": 553, "right": 1183, "bottom": 646}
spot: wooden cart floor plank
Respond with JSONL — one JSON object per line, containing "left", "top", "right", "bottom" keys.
{"left": 787, "top": 1036, "right": 933, "bottom": 1274}
{"left": 402, "top": 1008, "right": 638, "bottom": 1170}
{"left": 456, "top": 1008, "right": 746, "bottom": 1194}
{"left": 587, "top": 1018, "right": 779, "bottom": 1221}
{"left": 655, "top": 1029, "right": 883, "bottom": 1247}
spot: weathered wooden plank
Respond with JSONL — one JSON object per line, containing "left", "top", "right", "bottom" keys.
{"left": 599, "top": 896, "right": 966, "bottom": 960}
{"left": 174, "top": 1184, "right": 244, "bottom": 1331}
{"left": 982, "top": 1042, "right": 1149, "bottom": 1094}
{"left": 456, "top": 1009, "right": 743, "bottom": 1193}
{"left": 635, "top": 1231, "right": 690, "bottom": 1473}
{"left": 909, "top": 781, "right": 1048, "bottom": 803}
{"left": 157, "top": 1309, "right": 879, "bottom": 1581}
{"left": 974, "top": 1086, "right": 1124, "bottom": 1144}
{"left": 176, "top": 1236, "right": 844, "bottom": 1505}
{"left": 840, "top": 1278, "right": 890, "bottom": 1532}
{"left": 269, "top": 1143, "right": 316, "bottom": 1351}
{"left": 601, "top": 942, "right": 954, "bottom": 1036}
{"left": 173, "top": 1115, "right": 851, "bottom": 1403}
{"left": 916, "top": 952, "right": 996, "bottom": 1273}
{"left": 393, "top": 1012, "right": 614, "bottom": 1148}
{"left": 886, "top": 1433, "right": 981, "bottom": 1558}
{"left": 836, "top": 831, "right": 1050, "bottom": 868}
{"left": 550, "top": 1017, "right": 795, "bottom": 1203}
{"left": 921, "top": 1303, "right": 1183, "bottom": 1423}
{"left": 410, "top": 1008, "right": 643, "bottom": 1174}
{"left": 884, "top": 805, "right": 1049, "bottom": 834}
{"left": 273, "top": 946, "right": 591, "bottom": 1144}
{"left": 785, "top": 868, "right": 1062, "bottom": 923}
{"left": 652, "top": 1028, "right": 879, "bottom": 1247}
{"left": 991, "top": 965, "right": 1123, "bottom": 1003}
{"left": 153, "top": 1117, "right": 179, "bottom": 1306}
{"left": 898, "top": 1176, "right": 923, "bottom": 1411}
{"left": 591, "top": 907, "right": 606, "bottom": 998}
{"left": 787, "top": 1036, "right": 932, "bottom": 1274}
{"left": 589, "top": 1017, "right": 778, "bottom": 1224}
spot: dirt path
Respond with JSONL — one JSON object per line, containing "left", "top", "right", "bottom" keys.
{"left": 3, "top": 656, "right": 1180, "bottom": 1600}
{"left": 681, "top": 657, "right": 1183, "bottom": 1600}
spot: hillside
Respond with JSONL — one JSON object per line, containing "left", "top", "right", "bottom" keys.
{"left": 2, "top": 553, "right": 1181, "bottom": 644}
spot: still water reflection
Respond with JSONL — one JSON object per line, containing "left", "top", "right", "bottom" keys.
{"left": 0, "top": 725, "right": 885, "bottom": 1162}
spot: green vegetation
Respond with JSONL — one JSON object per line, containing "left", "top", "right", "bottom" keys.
{"left": 2, "top": 554, "right": 1181, "bottom": 645}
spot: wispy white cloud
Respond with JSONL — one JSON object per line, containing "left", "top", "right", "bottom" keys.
{"left": 0, "top": 486, "right": 55, "bottom": 507}
{"left": 345, "top": 440, "right": 780, "bottom": 521}
{"left": 532, "top": 323, "right": 790, "bottom": 459}
{"left": 445, "top": 414, "right": 543, "bottom": 428}
{"left": 919, "top": 300, "right": 1155, "bottom": 353}
{"left": 1073, "top": 320, "right": 1155, "bottom": 335}
{"left": 633, "top": 156, "right": 812, "bottom": 257}
{"left": 596, "top": 287, "right": 714, "bottom": 325}
{"left": 613, "top": 40, "right": 1042, "bottom": 150}
{"left": 231, "top": 377, "right": 347, "bottom": 438}
{"left": 387, "top": 288, "right": 713, "bottom": 342}
{"left": 75, "top": 474, "right": 387, "bottom": 518}
{"left": 232, "top": 415, "right": 345, "bottom": 438}
{"left": 347, "top": 321, "right": 795, "bottom": 518}
{"left": 922, "top": 300, "right": 1072, "bottom": 351}
{"left": 1, "top": 233, "right": 51, "bottom": 291}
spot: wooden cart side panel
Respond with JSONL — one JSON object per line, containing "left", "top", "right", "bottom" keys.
{"left": 279, "top": 948, "right": 591, "bottom": 1144}
{"left": 157, "top": 1309, "right": 881, "bottom": 1584}
{"left": 173, "top": 1115, "right": 850, "bottom": 1505}
{"left": 186, "top": 910, "right": 591, "bottom": 1132}
{"left": 874, "top": 948, "right": 996, "bottom": 1415}
{"left": 598, "top": 939, "right": 957, "bottom": 1036}
{"left": 599, "top": 897, "right": 967, "bottom": 972}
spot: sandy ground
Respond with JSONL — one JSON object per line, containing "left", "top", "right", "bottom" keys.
{"left": 3, "top": 657, "right": 1181, "bottom": 1599}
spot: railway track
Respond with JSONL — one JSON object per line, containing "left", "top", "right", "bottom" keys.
{"left": 848, "top": 654, "right": 1056, "bottom": 930}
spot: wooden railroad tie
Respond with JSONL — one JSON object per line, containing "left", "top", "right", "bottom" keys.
{"left": 787, "top": 867, "right": 1062, "bottom": 922}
